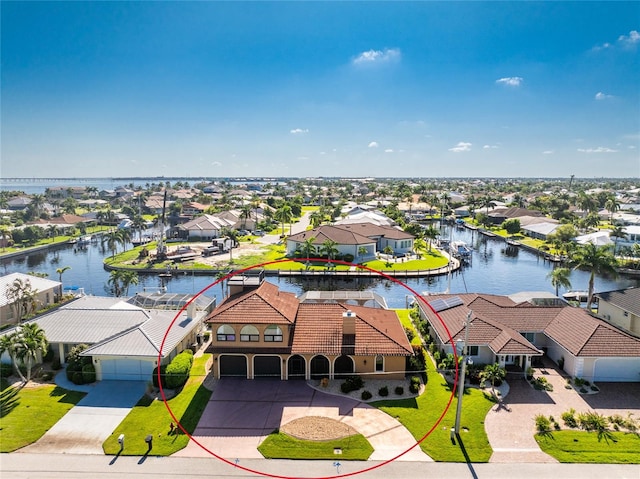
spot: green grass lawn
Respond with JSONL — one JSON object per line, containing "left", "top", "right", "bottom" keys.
{"left": 258, "top": 432, "right": 373, "bottom": 460}
{"left": 535, "top": 430, "right": 640, "bottom": 463}
{"left": 374, "top": 358, "right": 493, "bottom": 462}
{"left": 395, "top": 309, "right": 422, "bottom": 347}
{"left": 0, "top": 383, "right": 86, "bottom": 452}
{"left": 102, "top": 354, "right": 212, "bottom": 456}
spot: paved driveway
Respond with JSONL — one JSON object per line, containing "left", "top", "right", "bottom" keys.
{"left": 485, "top": 365, "right": 640, "bottom": 463}
{"left": 174, "top": 378, "right": 431, "bottom": 461}
{"left": 19, "top": 380, "right": 146, "bottom": 455}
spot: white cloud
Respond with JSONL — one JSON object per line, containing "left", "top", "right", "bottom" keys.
{"left": 290, "top": 128, "right": 309, "bottom": 134}
{"left": 618, "top": 30, "right": 640, "bottom": 46}
{"left": 353, "top": 48, "right": 401, "bottom": 65}
{"left": 384, "top": 149, "right": 394, "bottom": 153}
{"left": 483, "top": 144, "right": 499, "bottom": 149}
{"left": 496, "top": 77, "right": 523, "bottom": 87}
{"left": 368, "top": 141, "right": 379, "bottom": 148}
{"left": 212, "top": 161, "right": 222, "bottom": 166}
{"left": 595, "top": 92, "right": 614, "bottom": 100}
{"left": 542, "top": 150, "right": 554, "bottom": 155}
{"left": 577, "top": 147, "right": 619, "bottom": 153}
{"left": 593, "top": 30, "right": 639, "bottom": 51}
{"left": 449, "top": 142, "right": 472, "bottom": 153}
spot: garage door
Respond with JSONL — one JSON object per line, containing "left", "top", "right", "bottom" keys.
{"left": 254, "top": 356, "right": 281, "bottom": 379}
{"left": 100, "top": 359, "right": 152, "bottom": 381}
{"left": 220, "top": 355, "right": 248, "bottom": 378}
{"left": 594, "top": 358, "right": 640, "bottom": 382}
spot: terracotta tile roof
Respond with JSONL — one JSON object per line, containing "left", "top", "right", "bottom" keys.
{"left": 546, "top": 308, "right": 640, "bottom": 357}
{"left": 292, "top": 303, "right": 412, "bottom": 356}
{"left": 420, "top": 292, "right": 640, "bottom": 358}
{"left": 206, "top": 281, "right": 298, "bottom": 325}
{"left": 596, "top": 287, "right": 640, "bottom": 317}
{"left": 288, "top": 226, "right": 375, "bottom": 246}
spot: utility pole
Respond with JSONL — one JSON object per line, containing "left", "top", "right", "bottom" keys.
{"left": 454, "top": 310, "right": 473, "bottom": 435}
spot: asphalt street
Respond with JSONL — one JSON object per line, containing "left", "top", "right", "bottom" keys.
{"left": 2, "top": 454, "right": 639, "bottom": 479}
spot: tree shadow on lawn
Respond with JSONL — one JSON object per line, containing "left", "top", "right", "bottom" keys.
{"left": 0, "top": 386, "right": 20, "bottom": 418}
{"left": 49, "top": 386, "right": 87, "bottom": 404}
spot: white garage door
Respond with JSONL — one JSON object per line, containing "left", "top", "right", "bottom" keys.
{"left": 100, "top": 359, "right": 153, "bottom": 381}
{"left": 594, "top": 358, "right": 640, "bottom": 382}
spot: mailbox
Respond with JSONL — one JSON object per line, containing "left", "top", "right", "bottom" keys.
{"left": 117, "top": 434, "right": 124, "bottom": 448}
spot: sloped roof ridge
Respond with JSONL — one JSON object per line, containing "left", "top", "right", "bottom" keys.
{"left": 211, "top": 281, "right": 298, "bottom": 323}
{"left": 344, "top": 303, "right": 413, "bottom": 354}
{"left": 81, "top": 322, "right": 156, "bottom": 355}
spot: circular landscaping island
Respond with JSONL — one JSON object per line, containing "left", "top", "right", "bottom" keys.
{"left": 280, "top": 416, "right": 358, "bottom": 441}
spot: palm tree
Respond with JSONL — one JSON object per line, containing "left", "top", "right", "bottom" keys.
{"left": 0, "top": 333, "right": 26, "bottom": 382}
{"left": 300, "top": 237, "right": 317, "bottom": 265}
{"left": 547, "top": 267, "right": 572, "bottom": 297}
{"left": 309, "top": 210, "right": 325, "bottom": 228}
{"left": 120, "top": 270, "right": 139, "bottom": 296}
{"left": 423, "top": 225, "right": 439, "bottom": 251}
{"left": 30, "top": 194, "right": 46, "bottom": 218}
{"left": 358, "top": 246, "right": 368, "bottom": 262}
{"left": 274, "top": 203, "right": 293, "bottom": 236}
{"left": 604, "top": 196, "right": 620, "bottom": 224}
{"left": 107, "top": 270, "right": 124, "bottom": 297}
{"left": 320, "top": 239, "right": 339, "bottom": 263}
{"left": 0, "top": 226, "right": 12, "bottom": 252}
{"left": 220, "top": 228, "right": 239, "bottom": 263}
{"left": 47, "top": 224, "right": 58, "bottom": 243}
{"left": 56, "top": 266, "right": 71, "bottom": 299}
{"left": 16, "top": 323, "right": 48, "bottom": 382}
{"left": 609, "top": 225, "right": 627, "bottom": 254}
{"left": 571, "top": 243, "right": 618, "bottom": 310}
{"left": 102, "top": 230, "right": 121, "bottom": 258}
{"left": 480, "top": 363, "right": 506, "bottom": 392}
{"left": 6, "top": 277, "right": 38, "bottom": 322}
{"left": 240, "top": 204, "right": 252, "bottom": 230}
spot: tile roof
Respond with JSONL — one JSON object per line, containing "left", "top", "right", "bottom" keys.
{"left": 82, "top": 309, "right": 203, "bottom": 358}
{"left": 292, "top": 303, "right": 412, "bottom": 356}
{"left": 0, "top": 273, "right": 61, "bottom": 308}
{"left": 207, "top": 281, "right": 299, "bottom": 325}
{"left": 596, "top": 287, "right": 640, "bottom": 317}
{"left": 419, "top": 292, "right": 640, "bottom": 358}
{"left": 287, "top": 225, "right": 375, "bottom": 246}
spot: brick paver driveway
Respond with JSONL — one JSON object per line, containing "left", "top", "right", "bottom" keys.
{"left": 485, "top": 363, "right": 640, "bottom": 463}
{"left": 174, "top": 378, "right": 431, "bottom": 462}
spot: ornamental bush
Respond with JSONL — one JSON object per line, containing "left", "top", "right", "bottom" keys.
{"left": 361, "top": 390, "right": 372, "bottom": 400}
{"left": 378, "top": 386, "right": 389, "bottom": 397}
{"left": 82, "top": 364, "right": 96, "bottom": 384}
{"left": 165, "top": 350, "right": 194, "bottom": 389}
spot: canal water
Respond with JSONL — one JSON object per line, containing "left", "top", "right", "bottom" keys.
{"left": 2, "top": 225, "right": 637, "bottom": 309}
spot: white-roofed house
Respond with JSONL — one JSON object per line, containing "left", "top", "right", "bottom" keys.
{"left": 0, "top": 293, "right": 215, "bottom": 382}
{"left": 0, "top": 273, "right": 61, "bottom": 327}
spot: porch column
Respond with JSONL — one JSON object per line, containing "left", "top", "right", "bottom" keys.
{"left": 523, "top": 356, "right": 531, "bottom": 378}
{"left": 58, "top": 344, "right": 66, "bottom": 365}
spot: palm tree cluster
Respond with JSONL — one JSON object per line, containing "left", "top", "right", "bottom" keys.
{"left": 0, "top": 323, "right": 48, "bottom": 383}
{"left": 107, "top": 270, "right": 139, "bottom": 297}
{"left": 102, "top": 228, "right": 132, "bottom": 258}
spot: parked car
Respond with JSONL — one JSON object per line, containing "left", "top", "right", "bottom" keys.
{"left": 253, "top": 230, "right": 265, "bottom": 236}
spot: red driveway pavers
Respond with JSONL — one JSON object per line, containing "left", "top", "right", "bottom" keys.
{"left": 174, "top": 378, "right": 431, "bottom": 461}
{"left": 485, "top": 364, "right": 640, "bottom": 463}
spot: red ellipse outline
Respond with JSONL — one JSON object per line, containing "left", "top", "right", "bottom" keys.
{"left": 158, "top": 258, "right": 460, "bottom": 479}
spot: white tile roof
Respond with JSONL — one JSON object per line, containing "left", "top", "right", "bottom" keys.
{"left": 0, "top": 273, "right": 61, "bottom": 308}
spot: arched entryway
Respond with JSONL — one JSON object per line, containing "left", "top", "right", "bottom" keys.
{"left": 310, "top": 355, "right": 330, "bottom": 379}
{"left": 287, "top": 355, "right": 306, "bottom": 380}
{"left": 334, "top": 355, "right": 354, "bottom": 378}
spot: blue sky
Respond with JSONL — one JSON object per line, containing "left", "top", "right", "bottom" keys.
{"left": 2, "top": 1, "right": 639, "bottom": 179}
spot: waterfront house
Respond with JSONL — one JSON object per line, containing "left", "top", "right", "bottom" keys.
{"left": 205, "top": 275, "right": 412, "bottom": 380}
{"left": 286, "top": 223, "right": 414, "bottom": 262}
{"left": 0, "top": 273, "right": 61, "bottom": 327}
{"left": 595, "top": 287, "right": 640, "bottom": 338}
{"left": 0, "top": 292, "right": 214, "bottom": 381}
{"left": 417, "top": 292, "right": 640, "bottom": 382}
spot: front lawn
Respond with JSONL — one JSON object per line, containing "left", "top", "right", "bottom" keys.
{"left": 374, "top": 358, "right": 493, "bottom": 462}
{"left": 0, "top": 384, "right": 86, "bottom": 452}
{"left": 103, "top": 354, "right": 212, "bottom": 456}
{"left": 535, "top": 430, "right": 640, "bottom": 463}
{"left": 258, "top": 431, "right": 373, "bottom": 460}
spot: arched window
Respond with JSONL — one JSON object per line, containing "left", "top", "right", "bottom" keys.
{"left": 216, "top": 325, "right": 236, "bottom": 341}
{"left": 375, "top": 355, "right": 384, "bottom": 372}
{"left": 264, "top": 325, "right": 283, "bottom": 342}
{"left": 240, "top": 325, "right": 260, "bottom": 342}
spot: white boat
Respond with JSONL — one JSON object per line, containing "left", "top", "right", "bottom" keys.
{"left": 451, "top": 240, "right": 472, "bottom": 259}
